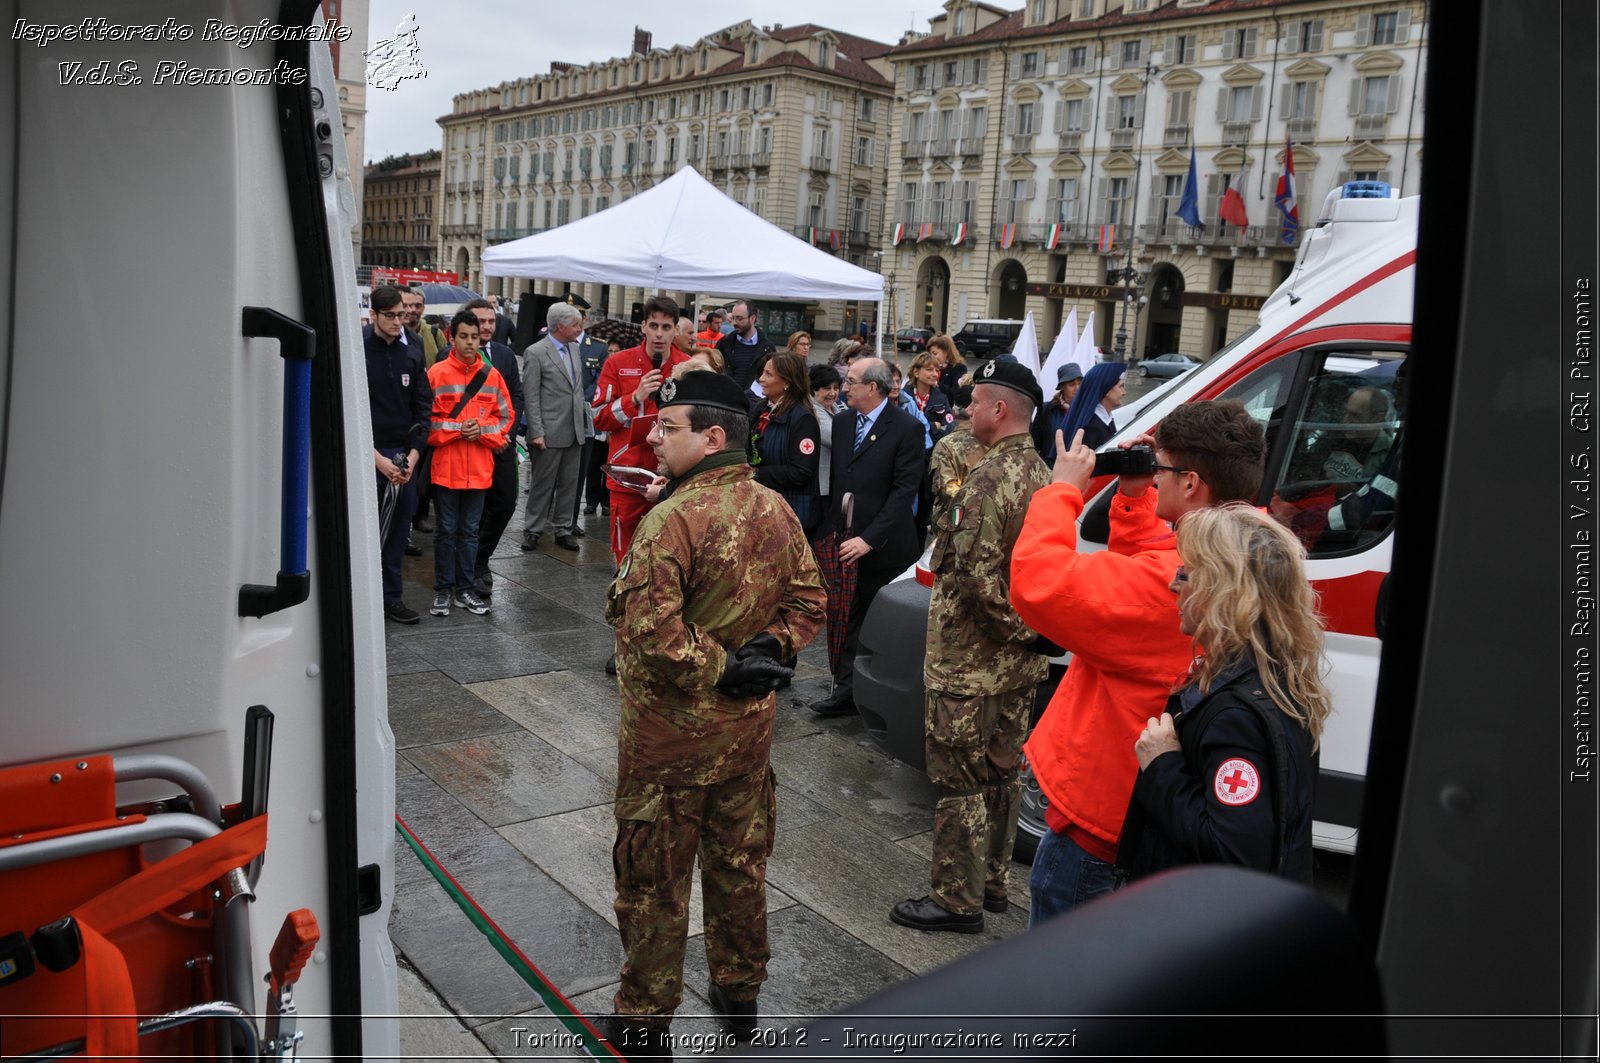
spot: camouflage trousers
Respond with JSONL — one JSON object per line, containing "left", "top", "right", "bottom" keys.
{"left": 612, "top": 765, "right": 776, "bottom": 1023}
{"left": 924, "top": 686, "right": 1031, "bottom": 916}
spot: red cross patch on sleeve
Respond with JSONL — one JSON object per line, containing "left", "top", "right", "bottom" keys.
{"left": 1213, "top": 758, "right": 1261, "bottom": 806}
{"left": 799, "top": 437, "right": 816, "bottom": 455}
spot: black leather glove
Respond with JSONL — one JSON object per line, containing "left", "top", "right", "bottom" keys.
{"left": 1028, "top": 634, "right": 1065, "bottom": 658}
{"left": 715, "top": 648, "right": 794, "bottom": 698}
{"left": 734, "top": 633, "right": 784, "bottom": 663}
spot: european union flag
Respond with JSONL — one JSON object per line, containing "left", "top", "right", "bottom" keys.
{"left": 1177, "top": 146, "right": 1203, "bottom": 230}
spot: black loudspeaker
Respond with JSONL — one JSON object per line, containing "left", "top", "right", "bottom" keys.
{"left": 630, "top": 301, "right": 644, "bottom": 324}
{"left": 515, "top": 293, "right": 559, "bottom": 352}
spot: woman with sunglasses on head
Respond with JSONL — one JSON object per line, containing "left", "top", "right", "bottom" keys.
{"left": 749, "top": 351, "right": 822, "bottom": 538}
{"left": 1115, "top": 503, "right": 1329, "bottom": 885}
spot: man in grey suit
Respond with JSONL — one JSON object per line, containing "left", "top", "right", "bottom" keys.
{"left": 520, "top": 302, "right": 589, "bottom": 551}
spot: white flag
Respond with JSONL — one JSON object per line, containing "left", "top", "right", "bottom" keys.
{"left": 1072, "top": 311, "right": 1099, "bottom": 374}
{"left": 1010, "top": 311, "right": 1041, "bottom": 373}
{"left": 1039, "top": 308, "right": 1080, "bottom": 397}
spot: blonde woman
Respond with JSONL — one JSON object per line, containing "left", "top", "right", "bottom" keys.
{"left": 1116, "top": 504, "right": 1330, "bottom": 884}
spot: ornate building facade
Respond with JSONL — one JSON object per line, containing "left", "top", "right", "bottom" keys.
{"left": 438, "top": 23, "right": 894, "bottom": 335}
{"left": 362, "top": 150, "right": 442, "bottom": 271}
{"left": 883, "top": 0, "right": 1427, "bottom": 358}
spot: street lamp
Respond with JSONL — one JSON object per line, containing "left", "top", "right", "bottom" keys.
{"left": 1112, "top": 62, "right": 1158, "bottom": 361}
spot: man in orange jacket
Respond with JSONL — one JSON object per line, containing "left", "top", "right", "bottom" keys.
{"left": 1009, "top": 400, "right": 1264, "bottom": 925}
{"left": 426, "top": 310, "right": 514, "bottom": 619}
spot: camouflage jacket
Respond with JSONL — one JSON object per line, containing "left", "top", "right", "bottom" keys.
{"left": 606, "top": 461, "right": 826, "bottom": 785}
{"left": 924, "top": 432, "right": 1050, "bottom": 697}
{"left": 928, "top": 426, "right": 986, "bottom": 530}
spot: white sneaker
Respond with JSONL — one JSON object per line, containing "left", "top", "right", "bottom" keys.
{"left": 453, "top": 589, "right": 491, "bottom": 615}
{"left": 430, "top": 592, "right": 451, "bottom": 616}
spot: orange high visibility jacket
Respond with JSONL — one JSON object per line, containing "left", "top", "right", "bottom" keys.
{"left": 426, "top": 354, "right": 513, "bottom": 490}
{"left": 591, "top": 344, "right": 694, "bottom": 472}
{"left": 1010, "top": 482, "right": 1195, "bottom": 850}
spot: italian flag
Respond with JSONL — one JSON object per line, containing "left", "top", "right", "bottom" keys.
{"left": 892, "top": 222, "right": 907, "bottom": 245}
{"left": 952, "top": 221, "right": 969, "bottom": 245}
{"left": 1046, "top": 223, "right": 1063, "bottom": 250}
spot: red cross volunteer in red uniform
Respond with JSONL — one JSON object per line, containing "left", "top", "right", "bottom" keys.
{"left": 592, "top": 294, "right": 694, "bottom": 564}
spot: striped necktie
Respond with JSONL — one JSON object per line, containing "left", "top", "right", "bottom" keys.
{"left": 854, "top": 413, "right": 870, "bottom": 451}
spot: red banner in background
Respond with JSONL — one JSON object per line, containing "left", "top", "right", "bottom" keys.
{"left": 372, "top": 268, "right": 460, "bottom": 287}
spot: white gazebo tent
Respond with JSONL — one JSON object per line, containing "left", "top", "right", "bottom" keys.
{"left": 482, "top": 167, "right": 885, "bottom": 348}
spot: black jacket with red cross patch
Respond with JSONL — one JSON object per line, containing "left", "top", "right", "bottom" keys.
{"left": 1116, "top": 665, "right": 1317, "bottom": 885}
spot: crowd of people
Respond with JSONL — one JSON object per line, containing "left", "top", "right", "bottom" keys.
{"left": 364, "top": 292, "right": 1340, "bottom": 1062}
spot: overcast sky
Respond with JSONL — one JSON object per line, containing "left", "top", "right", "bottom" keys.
{"left": 361, "top": 2, "right": 935, "bottom": 164}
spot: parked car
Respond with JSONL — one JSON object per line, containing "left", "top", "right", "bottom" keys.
{"left": 855, "top": 188, "right": 1419, "bottom": 864}
{"left": 950, "top": 318, "right": 1024, "bottom": 358}
{"left": 895, "top": 326, "right": 933, "bottom": 353}
{"left": 1138, "top": 352, "right": 1202, "bottom": 378}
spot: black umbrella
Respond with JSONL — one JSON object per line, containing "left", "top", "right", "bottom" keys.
{"left": 379, "top": 424, "right": 428, "bottom": 545}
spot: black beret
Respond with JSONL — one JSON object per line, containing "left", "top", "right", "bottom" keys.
{"left": 974, "top": 358, "right": 1044, "bottom": 408}
{"left": 656, "top": 370, "right": 749, "bottom": 415}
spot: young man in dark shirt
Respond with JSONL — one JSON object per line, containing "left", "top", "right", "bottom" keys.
{"left": 365, "top": 285, "right": 434, "bottom": 623}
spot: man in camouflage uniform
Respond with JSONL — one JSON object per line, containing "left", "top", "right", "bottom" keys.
{"left": 928, "top": 383, "right": 986, "bottom": 531}
{"left": 599, "top": 370, "right": 826, "bottom": 1059}
{"left": 891, "top": 359, "right": 1052, "bottom": 933}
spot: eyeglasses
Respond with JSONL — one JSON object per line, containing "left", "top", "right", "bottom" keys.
{"left": 376, "top": 310, "right": 407, "bottom": 321}
{"left": 1152, "top": 463, "right": 1196, "bottom": 478}
{"left": 655, "top": 421, "right": 697, "bottom": 436}
{"left": 1174, "top": 565, "right": 1189, "bottom": 583}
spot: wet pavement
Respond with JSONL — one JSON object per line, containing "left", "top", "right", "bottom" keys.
{"left": 386, "top": 495, "right": 1030, "bottom": 1059}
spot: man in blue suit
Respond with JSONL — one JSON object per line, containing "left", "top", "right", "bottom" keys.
{"left": 812, "top": 358, "right": 927, "bottom": 717}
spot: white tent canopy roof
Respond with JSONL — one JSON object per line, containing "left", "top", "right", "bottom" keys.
{"left": 482, "top": 167, "right": 884, "bottom": 302}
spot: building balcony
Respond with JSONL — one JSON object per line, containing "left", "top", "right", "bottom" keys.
{"left": 708, "top": 154, "right": 729, "bottom": 171}
{"left": 929, "top": 138, "right": 956, "bottom": 158}
{"left": 1221, "top": 121, "right": 1254, "bottom": 146}
{"left": 848, "top": 229, "right": 874, "bottom": 248}
{"left": 730, "top": 153, "right": 751, "bottom": 168}
{"left": 901, "top": 140, "right": 925, "bottom": 160}
{"left": 809, "top": 154, "right": 832, "bottom": 172}
{"left": 1163, "top": 124, "right": 1191, "bottom": 148}
{"left": 1109, "top": 128, "right": 1138, "bottom": 151}
{"left": 1287, "top": 116, "right": 1317, "bottom": 139}
{"left": 441, "top": 224, "right": 481, "bottom": 239}
{"left": 1009, "top": 133, "right": 1035, "bottom": 155}
{"left": 1352, "top": 113, "right": 1389, "bottom": 140}
{"left": 485, "top": 227, "right": 540, "bottom": 243}
{"left": 959, "top": 137, "right": 986, "bottom": 156}
{"left": 751, "top": 151, "right": 772, "bottom": 168}
{"left": 1058, "top": 131, "right": 1083, "bottom": 153}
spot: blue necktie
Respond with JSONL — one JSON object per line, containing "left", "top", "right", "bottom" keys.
{"left": 556, "top": 341, "right": 576, "bottom": 386}
{"left": 854, "top": 413, "right": 869, "bottom": 451}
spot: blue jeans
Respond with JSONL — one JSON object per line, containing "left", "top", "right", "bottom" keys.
{"left": 1027, "top": 828, "right": 1117, "bottom": 927}
{"left": 432, "top": 487, "right": 485, "bottom": 592}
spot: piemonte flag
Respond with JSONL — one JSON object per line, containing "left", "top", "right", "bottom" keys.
{"left": 1274, "top": 136, "right": 1300, "bottom": 245}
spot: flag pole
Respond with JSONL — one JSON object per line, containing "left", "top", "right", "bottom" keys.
{"left": 1113, "top": 61, "right": 1158, "bottom": 362}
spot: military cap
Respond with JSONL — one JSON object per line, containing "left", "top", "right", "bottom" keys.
{"left": 564, "top": 292, "right": 592, "bottom": 310}
{"left": 656, "top": 369, "right": 749, "bottom": 414}
{"left": 974, "top": 358, "right": 1045, "bottom": 408}
{"left": 1056, "top": 362, "right": 1084, "bottom": 386}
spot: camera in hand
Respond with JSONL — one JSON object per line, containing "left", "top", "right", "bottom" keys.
{"left": 1092, "top": 446, "right": 1156, "bottom": 477}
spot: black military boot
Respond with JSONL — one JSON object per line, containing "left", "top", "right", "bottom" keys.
{"left": 706, "top": 983, "right": 758, "bottom": 1041}
{"left": 592, "top": 1014, "right": 672, "bottom": 1062}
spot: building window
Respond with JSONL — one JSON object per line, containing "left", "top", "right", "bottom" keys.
{"left": 1360, "top": 75, "right": 1391, "bottom": 114}
{"left": 1021, "top": 52, "right": 1040, "bottom": 76}
{"left": 1229, "top": 86, "right": 1255, "bottom": 122}
{"left": 1116, "top": 95, "right": 1138, "bottom": 128}
{"left": 1016, "top": 101, "right": 1037, "bottom": 135}
{"left": 851, "top": 195, "right": 868, "bottom": 233}
{"left": 1373, "top": 12, "right": 1399, "bottom": 45}
{"left": 1031, "top": 0, "right": 1048, "bottom": 22}
{"left": 1068, "top": 45, "right": 1089, "bottom": 72}
{"left": 1169, "top": 33, "right": 1196, "bottom": 64}
{"left": 955, "top": 9, "right": 969, "bottom": 34}
{"left": 1106, "top": 176, "right": 1130, "bottom": 224}
{"left": 1063, "top": 97, "right": 1085, "bottom": 131}
{"left": 759, "top": 126, "right": 772, "bottom": 153}
{"left": 943, "top": 59, "right": 961, "bottom": 85}
{"left": 1079, "top": 0, "right": 1094, "bottom": 16}
{"left": 860, "top": 97, "right": 876, "bottom": 120}
{"left": 913, "top": 64, "right": 930, "bottom": 91}
{"left": 909, "top": 111, "right": 926, "bottom": 141}
{"left": 1288, "top": 81, "right": 1316, "bottom": 118}
{"left": 856, "top": 135, "right": 873, "bottom": 165}
{"left": 741, "top": 85, "right": 752, "bottom": 109}
{"left": 763, "top": 84, "right": 774, "bottom": 107}
{"left": 901, "top": 181, "right": 919, "bottom": 223}
{"left": 1121, "top": 40, "right": 1142, "bottom": 66}
{"left": 1049, "top": 177, "right": 1079, "bottom": 222}
{"left": 818, "top": 41, "right": 830, "bottom": 67}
